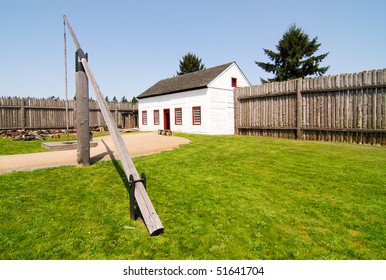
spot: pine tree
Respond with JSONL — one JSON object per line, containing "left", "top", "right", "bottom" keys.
{"left": 177, "top": 52, "right": 205, "bottom": 75}
{"left": 121, "top": 96, "right": 129, "bottom": 103}
{"left": 255, "top": 24, "right": 329, "bottom": 83}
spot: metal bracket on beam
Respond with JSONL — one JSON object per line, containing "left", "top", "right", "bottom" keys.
{"left": 129, "top": 173, "right": 147, "bottom": 220}
{"left": 76, "top": 48, "right": 87, "bottom": 59}
{"left": 75, "top": 50, "right": 88, "bottom": 72}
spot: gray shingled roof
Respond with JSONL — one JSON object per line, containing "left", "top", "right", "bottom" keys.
{"left": 137, "top": 62, "right": 234, "bottom": 99}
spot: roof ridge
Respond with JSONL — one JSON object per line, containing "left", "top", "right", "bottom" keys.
{"left": 161, "top": 61, "right": 234, "bottom": 81}
{"left": 137, "top": 61, "right": 235, "bottom": 99}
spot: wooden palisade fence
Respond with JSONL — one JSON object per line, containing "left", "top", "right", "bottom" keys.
{"left": 235, "top": 69, "right": 386, "bottom": 145}
{"left": 0, "top": 97, "right": 138, "bottom": 130}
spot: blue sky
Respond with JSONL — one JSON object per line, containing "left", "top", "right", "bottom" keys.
{"left": 0, "top": 0, "right": 385, "bottom": 101}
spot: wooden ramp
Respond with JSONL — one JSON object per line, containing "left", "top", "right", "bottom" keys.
{"left": 63, "top": 16, "right": 163, "bottom": 236}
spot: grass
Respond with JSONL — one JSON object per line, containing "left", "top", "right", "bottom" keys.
{"left": 0, "top": 131, "right": 110, "bottom": 155}
{"left": 0, "top": 134, "right": 385, "bottom": 259}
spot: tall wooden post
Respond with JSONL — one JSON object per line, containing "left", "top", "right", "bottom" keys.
{"left": 76, "top": 51, "right": 90, "bottom": 166}
{"left": 296, "top": 79, "right": 303, "bottom": 140}
{"left": 234, "top": 88, "right": 239, "bottom": 135}
{"left": 20, "top": 98, "right": 26, "bottom": 130}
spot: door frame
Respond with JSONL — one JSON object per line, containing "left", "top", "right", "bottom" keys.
{"left": 163, "top": 108, "right": 171, "bottom": 130}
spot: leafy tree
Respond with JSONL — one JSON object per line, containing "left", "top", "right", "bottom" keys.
{"left": 177, "top": 52, "right": 205, "bottom": 75}
{"left": 105, "top": 96, "right": 109, "bottom": 102}
{"left": 255, "top": 24, "right": 329, "bottom": 83}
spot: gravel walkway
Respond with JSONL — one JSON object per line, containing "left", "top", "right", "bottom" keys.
{"left": 0, "top": 132, "right": 190, "bottom": 174}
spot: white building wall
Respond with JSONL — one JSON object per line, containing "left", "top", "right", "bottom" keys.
{"left": 209, "top": 63, "right": 250, "bottom": 89}
{"left": 139, "top": 88, "right": 211, "bottom": 134}
{"left": 205, "top": 63, "right": 250, "bottom": 134}
{"left": 207, "top": 88, "right": 234, "bottom": 134}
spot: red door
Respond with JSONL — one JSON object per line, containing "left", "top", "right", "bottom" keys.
{"left": 163, "top": 109, "right": 170, "bottom": 130}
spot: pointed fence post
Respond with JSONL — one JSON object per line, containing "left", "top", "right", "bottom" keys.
{"left": 296, "top": 79, "right": 303, "bottom": 140}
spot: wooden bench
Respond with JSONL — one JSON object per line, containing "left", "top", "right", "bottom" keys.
{"left": 158, "top": 129, "right": 172, "bottom": 136}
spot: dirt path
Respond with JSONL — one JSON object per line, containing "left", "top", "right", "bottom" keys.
{"left": 0, "top": 132, "right": 190, "bottom": 174}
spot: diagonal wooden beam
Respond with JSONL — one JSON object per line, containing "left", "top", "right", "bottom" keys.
{"left": 63, "top": 15, "right": 163, "bottom": 236}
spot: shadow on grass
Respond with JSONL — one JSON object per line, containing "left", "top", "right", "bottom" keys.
{"left": 98, "top": 139, "right": 130, "bottom": 191}
{"left": 97, "top": 139, "right": 143, "bottom": 220}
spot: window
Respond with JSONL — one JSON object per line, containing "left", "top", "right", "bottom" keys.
{"left": 154, "top": 110, "right": 160, "bottom": 125}
{"left": 231, "top": 77, "right": 237, "bottom": 87}
{"left": 192, "top": 106, "right": 201, "bottom": 125}
{"left": 142, "top": 111, "right": 147, "bottom": 125}
{"left": 175, "top": 108, "right": 182, "bottom": 125}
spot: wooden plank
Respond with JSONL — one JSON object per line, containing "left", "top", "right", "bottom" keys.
{"left": 312, "top": 93, "right": 316, "bottom": 128}
{"left": 296, "top": 79, "right": 303, "bottom": 139}
{"left": 284, "top": 96, "right": 289, "bottom": 127}
{"left": 317, "top": 94, "right": 321, "bottom": 128}
{"left": 352, "top": 73, "right": 358, "bottom": 130}
{"left": 371, "top": 70, "right": 377, "bottom": 129}
{"left": 358, "top": 73, "right": 363, "bottom": 129}
{"left": 362, "top": 72, "right": 369, "bottom": 129}
{"left": 376, "top": 70, "right": 383, "bottom": 129}
{"left": 383, "top": 70, "right": 386, "bottom": 130}
{"left": 279, "top": 96, "right": 283, "bottom": 127}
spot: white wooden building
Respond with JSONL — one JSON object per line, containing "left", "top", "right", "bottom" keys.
{"left": 137, "top": 62, "right": 250, "bottom": 135}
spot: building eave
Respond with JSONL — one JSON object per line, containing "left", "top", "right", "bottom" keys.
{"left": 137, "top": 85, "right": 208, "bottom": 100}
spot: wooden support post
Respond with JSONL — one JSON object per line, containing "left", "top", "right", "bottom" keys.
{"left": 115, "top": 107, "right": 119, "bottom": 127}
{"left": 296, "top": 79, "right": 303, "bottom": 140}
{"left": 76, "top": 51, "right": 90, "bottom": 166}
{"left": 20, "top": 98, "right": 26, "bottom": 131}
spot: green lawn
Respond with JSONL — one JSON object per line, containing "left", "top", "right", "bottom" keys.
{"left": 0, "top": 134, "right": 385, "bottom": 259}
{"left": 0, "top": 131, "right": 110, "bottom": 155}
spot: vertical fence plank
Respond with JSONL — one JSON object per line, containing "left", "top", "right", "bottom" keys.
{"left": 297, "top": 79, "right": 302, "bottom": 139}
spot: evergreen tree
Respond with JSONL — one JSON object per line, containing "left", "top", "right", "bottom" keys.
{"left": 131, "top": 97, "right": 138, "bottom": 104}
{"left": 255, "top": 24, "right": 329, "bottom": 83}
{"left": 112, "top": 96, "right": 118, "bottom": 103}
{"left": 121, "top": 96, "right": 129, "bottom": 103}
{"left": 177, "top": 52, "right": 205, "bottom": 75}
